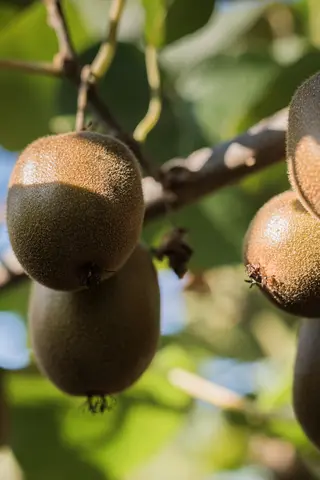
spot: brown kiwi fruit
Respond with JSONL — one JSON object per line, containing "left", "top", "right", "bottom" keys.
{"left": 287, "top": 71, "right": 320, "bottom": 220}
{"left": 7, "top": 132, "right": 144, "bottom": 291}
{"left": 293, "top": 318, "right": 320, "bottom": 450}
{"left": 243, "top": 190, "right": 320, "bottom": 317}
{"left": 28, "top": 243, "right": 160, "bottom": 409}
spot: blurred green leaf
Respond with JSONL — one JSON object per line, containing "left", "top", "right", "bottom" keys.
{"left": 0, "top": 281, "right": 30, "bottom": 320}
{"left": 177, "top": 52, "right": 279, "bottom": 142}
{"left": 0, "top": 1, "right": 94, "bottom": 150}
{"left": 165, "top": 0, "right": 215, "bottom": 45}
{"left": 141, "top": 0, "right": 215, "bottom": 48}
{"left": 243, "top": 49, "right": 320, "bottom": 128}
{"left": 0, "top": 2, "right": 19, "bottom": 29}
{"left": 141, "top": 0, "right": 167, "bottom": 48}
{"left": 210, "top": 420, "right": 250, "bottom": 471}
{"left": 240, "top": 159, "right": 289, "bottom": 198}
{"left": 161, "top": 3, "right": 268, "bottom": 74}
{"left": 307, "top": 0, "right": 320, "bottom": 47}
{"left": 1, "top": 0, "right": 35, "bottom": 6}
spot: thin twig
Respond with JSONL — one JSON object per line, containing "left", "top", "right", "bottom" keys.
{"left": 168, "top": 367, "right": 292, "bottom": 422}
{"left": 86, "top": 80, "right": 155, "bottom": 174}
{"left": 0, "top": 59, "right": 62, "bottom": 77}
{"left": 43, "top": 0, "right": 76, "bottom": 63}
{"left": 75, "top": 0, "right": 125, "bottom": 131}
{"left": 90, "top": 0, "right": 126, "bottom": 82}
{"left": 75, "top": 65, "right": 92, "bottom": 132}
{"left": 168, "top": 367, "right": 253, "bottom": 412}
{"left": 133, "top": 44, "right": 162, "bottom": 143}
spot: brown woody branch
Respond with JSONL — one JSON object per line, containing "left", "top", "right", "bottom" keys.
{"left": 144, "top": 108, "right": 288, "bottom": 221}
{"left": 43, "top": 0, "right": 76, "bottom": 63}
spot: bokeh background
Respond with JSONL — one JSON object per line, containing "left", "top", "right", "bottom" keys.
{"left": 1, "top": 0, "right": 320, "bottom": 478}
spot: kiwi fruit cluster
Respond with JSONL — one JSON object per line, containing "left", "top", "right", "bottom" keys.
{"left": 6, "top": 132, "right": 161, "bottom": 411}
{"left": 243, "top": 71, "right": 320, "bottom": 450}
{"left": 243, "top": 190, "right": 320, "bottom": 318}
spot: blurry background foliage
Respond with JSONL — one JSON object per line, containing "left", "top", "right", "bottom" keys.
{"left": 0, "top": 0, "right": 320, "bottom": 479}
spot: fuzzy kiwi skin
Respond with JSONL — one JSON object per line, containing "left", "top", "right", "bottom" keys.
{"left": 7, "top": 132, "right": 144, "bottom": 291}
{"left": 293, "top": 318, "right": 320, "bottom": 451}
{"left": 28, "top": 244, "right": 160, "bottom": 397}
{"left": 243, "top": 190, "right": 320, "bottom": 318}
{"left": 287, "top": 71, "right": 320, "bottom": 220}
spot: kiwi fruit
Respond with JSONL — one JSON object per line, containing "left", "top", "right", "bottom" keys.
{"left": 243, "top": 190, "right": 320, "bottom": 317}
{"left": 28, "top": 243, "right": 160, "bottom": 406}
{"left": 287, "top": 71, "right": 320, "bottom": 220}
{"left": 7, "top": 131, "right": 144, "bottom": 291}
{"left": 293, "top": 318, "right": 320, "bottom": 450}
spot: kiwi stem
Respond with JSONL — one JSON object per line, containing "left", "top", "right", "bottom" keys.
{"left": 86, "top": 395, "right": 116, "bottom": 414}
{"left": 79, "top": 263, "right": 103, "bottom": 289}
{"left": 90, "top": 0, "right": 126, "bottom": 82}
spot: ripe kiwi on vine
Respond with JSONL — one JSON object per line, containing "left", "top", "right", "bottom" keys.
{"left": 243, "top": 190, "right": 320, "bottom": 318}
{"left": 28, "top": 244, "right": 161, "bottom": 412}
{"left": 287, "top": 71, "right": 320, "bottom": 220}
{"left": 7, "top": 131, "right": 145, "bottom": 292}
{"left": 293, "top": 318, "right": 320, "bottom": 451}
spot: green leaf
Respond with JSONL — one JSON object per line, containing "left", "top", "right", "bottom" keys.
{"left": 243, "top": 48, "right": 320, "bottom": 128}
{"left": 165, "top": 0, "right": 215, "bottom": 45}
{"left": 0, "top": 2, "right": 19, "bottom": 29}
{"left": 161, "top": 3, "right": 268, "bottom": 73}
{"left": 210, "top": 420, "right": 250, "bottom": 471}
{"left": 307, "top": 0, "right": 320, "bottom": 47}
{"left": 0, "top": 1, "right": 95, "bottom": 150}
{"left": 0, "top": 280, "right": 30, "bottom": 320}
{"left": 141, "top": 0, "right": 167, "bottom": 48}
{"left": 177, "top": 52, "right": 279, "bottom": 141}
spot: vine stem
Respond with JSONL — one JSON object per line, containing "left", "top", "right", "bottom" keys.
{"left": 0, "top": 59, "right": 61, "bottom": 76}
{"left": 75, "top": 65, "right": 92, "bottom": 132}
{"left": 90, "top": 0, "right": 126, "bottom": 82}
{"left": 133, "top": 44, "right": 162, "bottom": 143}
{"left": 75, "top": 0, "right": 126, "bottom": 132}
{"left": 42, "top": 0, "right": 76, "bottom": 62}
